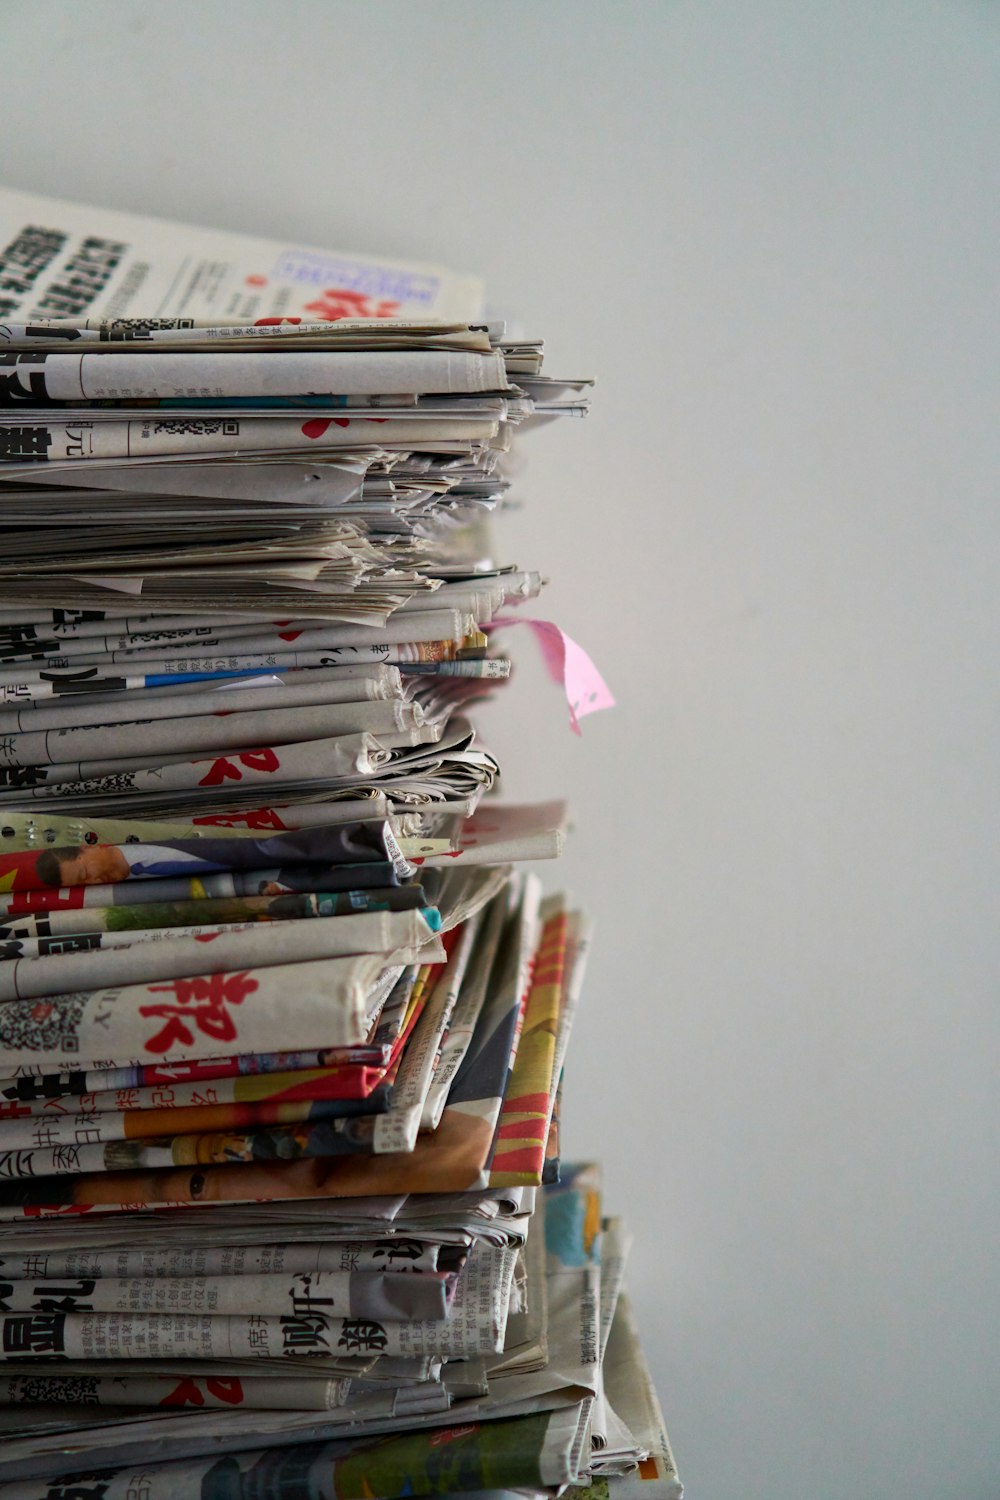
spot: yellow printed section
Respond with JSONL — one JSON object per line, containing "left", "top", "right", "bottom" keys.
{"left": 488, "top": 905, "right": 567, "bottom": 1186}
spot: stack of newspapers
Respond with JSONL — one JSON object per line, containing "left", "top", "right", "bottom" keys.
{"left": 0, "top": 190, "right": 681, "bottom": 1498}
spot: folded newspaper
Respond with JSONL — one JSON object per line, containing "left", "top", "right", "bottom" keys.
{"left": 0, "top": 187, "right": 680, "bottom": 1500}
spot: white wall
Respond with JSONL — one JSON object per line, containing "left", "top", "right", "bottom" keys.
{"left": 2, "top": 3, "right": 998, "bottom": 1494}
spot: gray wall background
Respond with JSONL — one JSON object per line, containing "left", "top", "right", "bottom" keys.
{"left": 2, "top": 3, "right": 997, "bottom": 1495}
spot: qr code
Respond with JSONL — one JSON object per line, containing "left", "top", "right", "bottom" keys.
{"left": 152, "top": 420, "right": 225, "bottom": 437}
{"left": 49, "top": 773, "right": 136, "bottom": 796}
{"left": 14, "top": 1373, "right": 100, "bottom": 1404}
{"left": 0, "top": 994, "right": 88, "bottom": 1053}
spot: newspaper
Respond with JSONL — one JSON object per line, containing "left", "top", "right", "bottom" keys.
{"left": 0, "top": 912, "right": 526, "bottom": 1206}
{"left": 0, "top": 668, "right": 404, "bottom": 734}
{"left": 0, "top": 618, "right": 478, "bottom": 680}
{"left": 0, "top": 1240, "right": 514, "bottom": 1363}
{"left": 420, "top": 884, "right": 507, "bottom": 1128}
{"left": 0, "top": 416, "right": 502, "bottom": 471}
{"left": 0, "top": 1061, "right": 406, "bottom": 1158}
{"left": 590, "top": 1214, "right": 632, "bottom": 1455}
{"left": 0, "top": 967, "right": 442, "bottom": 1173}
{"left": 0, "top": 1404, "right": 590, "bottom": 1493}
{"left": 0, "top": 931, "right": 492, "bottom": 1187}
{"left": 0, "top": 606, "right": 414, "bottom": 645}
{"left": 0, "top": 457, "right": 367, "bottom": 508}
{"left": 371, "top": 909, "right": 481, "bottom": 1153}
{"left": 0, "top": 189, "right": 683, "bottom": 1500}
{"left": 486, "top": 1191, "right": 549, "bottom": 1381}
{"left": 579, "top": 1293, "right": 684, "bottom": 1500}
{"left": 0, "top": 917, "right": 316, "bottom": 964}
{"left": 0, "top": 1182, "right": 526, "bottom": 1239}
{"left": 0, "top": 949, "right": 411, "bottom": 1074}
{"left": 0, "top": 619, "right": 476, "bottom": 671}
{"left": 0, "top": 320, "right": 494, "bottom": 348}
{"left": 489, "top": 899, "right": 569, "bottom": 1188}
{"left": 0, "top": 1265, "right": 453, "bottom": 1321}
{"left": 0, "top": 349, "right": 508, "bottom": 403}
{"left": 0, "top": 818, "right": 409, "bottom": 894}
{"left": 0, "top": 906, "right": 437, "bottom": 1003}
{"left": 0, "top": 884, "right": 428, "bottom": 943}
{"left": 405, "top": 800, "right": 568, "bottom": 869}
{"left": 0, "top": 1368, "right": 355, "bottom": 1410}
{"left": 0, "top": 819, "right": 411, "bottom": 893}
{"left": 0, "top": 954, "right": 413, "bottom": 1087}
{"left": 0, "top": 860, "right": 413, "bottom": 918}
{"left": 461, "top": 1169, "right": 602, "bottom": 1429}
{"left": 0, "top": 699, "right": 419, "bottom": 770}
{"left": 0, "top": 727, "right": 395, "bottom": 793}
{"left": 0, "top": 186, "right": 483, "bottom": 324}
{"left": 538, "top": 910, "right": 591, "bottom": 1187}
{"left": 0, "top": 1237, "right": 445, "bottom": 1280}
{"left": 0, "top": 801, "right": 409, "bottom": 854}
{"left": 0, "top": 1370, "right": 351, "bottom": 1410}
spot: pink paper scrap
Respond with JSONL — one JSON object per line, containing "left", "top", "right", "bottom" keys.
{"left": 489, "top": 616, "right": 615, "bottom": 735}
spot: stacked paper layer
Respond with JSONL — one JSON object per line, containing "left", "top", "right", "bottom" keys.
{"left": 0, "top": 190, "right": 680, "bottom": 1499}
